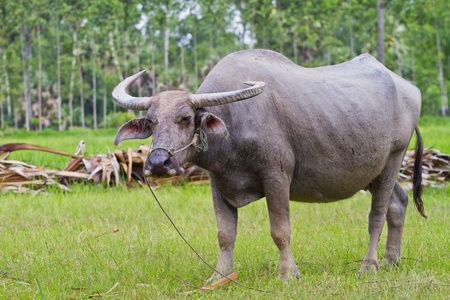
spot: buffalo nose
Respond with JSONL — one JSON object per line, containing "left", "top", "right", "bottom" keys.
{"left": 146, "top": 150, "right": 171, "bottom": 176}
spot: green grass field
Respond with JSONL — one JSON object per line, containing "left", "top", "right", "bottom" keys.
{"left": 415, "top": 116, "right": 450, "bottom": 153}
{"left": 1, "top": 117, "right": 449, "bottom": 299}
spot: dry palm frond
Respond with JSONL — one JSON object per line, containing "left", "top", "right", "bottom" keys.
{"left": 2, "top": 142, "right": 447, "bottom": 194}
{"left": 399, "top": 148, "right": 450, "bottom": 187}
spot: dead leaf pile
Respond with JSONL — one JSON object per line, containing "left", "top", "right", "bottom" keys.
{"left": 0, "top": 142, "right": 209, "bottom": 194}
{"left": 1, "top": 142, "right": 448, "bottom": 194}
{"left": 0, "top": 152, "right": 89, "bottom": 194}
{"left": 399, "top": 148, "right": 450, "bottom": 187}
{"left": 113, "top": 145, "right": 209, "bottom": 187}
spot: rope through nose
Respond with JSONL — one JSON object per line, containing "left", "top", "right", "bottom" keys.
{"left": 149, "top": 128, "right": 208, "bottom": 157}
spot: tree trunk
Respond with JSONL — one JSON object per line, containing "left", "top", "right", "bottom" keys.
{"left": 193, "top": 26, "right": 199, "bottom": 90}
{"left": 0, "top": 73, "right": 3, "bottom": 128}
{"left": 0, "top": 97, "right": 3, "bottom": 129}
{"left": 277, "top": 3, "right": 284, "bottom": 54}
{"left": 435, "top": 22, "right": 449, "bottom": 116}
{"left": 326, "top": 47, "right": 331, "bottom": 65}
{"left": 69, "top": 25, "right": 78, "bottom": 129}
{"left": 26, "top": 30, "right": 32, "bottom": 130}
{"left": 20, "top": 26, "right": 26, "bottom": 129}
{"left": 14, "top": 109, "right": 18, "bottom": 130}
{"left": 135, "top": 39, "right": 141, "bottom": 97}
{"left": 37, "top": 23, "right": 42, "bottom": 131}
{"left": 262, "top": 26, "right": 267, "bottom": 49}
{"left": 395, "top": 42, "right": 403, "bottom": 77}
{"left": 150, "top": 30, "right": 156, "bottom": 95}
{"left": 163, "top": 14, "right": 170, "bottom": 91}
{"left": 77, "top": 53, "right": 85, "bottom": 129}
{"left": 293, "top": 36, "right": 298, "bottom": 65}
{"left": 136, "top": 38, "right": 143, "bottom": 117}
{"left": 0, "top": 98, "right": 5, "bottom": 129}
{"left": 122, "top": 29, "right": 128, "bottom": 79}
{"left": 103, "top": 67, "right": 107, "bottom": 128}
{"left": 2, "top": 50, "right": 11, "bottom": 119}
{"left": 92, "top": 30, "right": 97, "bottom": 130}
{"left": 109, "top": 29, "right": 121, "bottom": 114}
{"left": 109, "top": 30, "right": 123, "bottom": 81}
{"left": 377, "top": 0, "right": 385, "bottom": 64}
{"left": 240, "top": 23, "right": 246, "bottom": 50}
{"left": 56, "top": 9, "right": 62, "bottom": 130}
{"left": 20, "top": 26, "right": 31, "bottom": 131}
{"left": 349, "top": 18, "right": 355, "bottom": 57}
{"left": 209, "top": 20, "right": 214, "bottom": 59}
{"left": 249, "top": 5, "right": 255, "bottom": 50}
{"left": 180, "top": 44, "right": 185, "bottom": 87}
{"left": 411, "top": 45, "right": 416, "bottom": 83}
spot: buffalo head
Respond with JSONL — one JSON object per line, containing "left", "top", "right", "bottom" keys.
{"left": 112, "top": 70, "right": 265, "bottom": 178}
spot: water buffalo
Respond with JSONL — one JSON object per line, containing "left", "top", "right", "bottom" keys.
{"left": 112, "top": 49, "right": 425, "bottom": 281}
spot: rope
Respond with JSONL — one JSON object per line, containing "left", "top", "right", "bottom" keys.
{"left": 194, "top": 128, "right": 208, "bottom": 152}
{"left": 144, "top": 168, "right": 272, "bottom": 294}
{"left": 149, "top": 128, "right": 208, "bottom": 157}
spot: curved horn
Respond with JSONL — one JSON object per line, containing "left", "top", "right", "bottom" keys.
{"left": 112, "top": 70, "right": 153, "bottom": 110}
{"left": 190, "top": 81, "right": 266, "bottom": 108}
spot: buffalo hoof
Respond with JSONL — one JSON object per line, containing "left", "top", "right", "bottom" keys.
{"left": 379, "top": 258, "right": 400, "bottom": 269}
{"left": 206, "top": 272, "right": 227, "bottom": 284}
{"left": 356, "top": 260, "right": 379, "bottom": 277}
{"left": 279, "top": 263, "right": 301, "bottom": 281}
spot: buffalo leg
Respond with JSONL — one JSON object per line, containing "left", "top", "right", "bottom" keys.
{"left": 208, "top": 184, "right": 238, "bottom": 283}
{"left": 264, "top": 175, "right": 300, "bottom": 280}
{"left": 380, "top": 181, "right": 408, "bottom": 267}
{"left": 358, "top": 156, "right": 403, "bottom": 275}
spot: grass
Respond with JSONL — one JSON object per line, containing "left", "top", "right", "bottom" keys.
{"left": 1, "top": 184, "right": 448, "bottom": 299}
{"left": 417, "top": 117, "right": 450, "bottom": 153}
{"left": 0, "top": 117, "right": 449, "bottom": 298}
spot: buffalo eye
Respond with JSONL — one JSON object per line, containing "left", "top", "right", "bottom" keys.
{"left": 181, "top": 116, "right": 192, "bottom": 123}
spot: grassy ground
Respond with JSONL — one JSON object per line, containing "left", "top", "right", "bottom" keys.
{"left": 1, "top": 184, "right": 448, "bottom": 299}
{"left": 416, "top": 116, "right": 450, "bottom": 153}
{"left": 1, "top": 117, "right": 449, "bottom": 298}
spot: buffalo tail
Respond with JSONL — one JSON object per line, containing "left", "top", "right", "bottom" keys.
{"left": 413, "top": 126, "right": 427, "bottom": 218}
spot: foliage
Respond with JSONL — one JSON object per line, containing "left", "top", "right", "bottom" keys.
{"left": 106, "top": 111, "right": 139, "bottom": 129}
{"left": 0, "top": 0, "right": 449, "bottom": 131}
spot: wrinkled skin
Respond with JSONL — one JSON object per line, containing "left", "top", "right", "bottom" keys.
{"left": 114, "top": 49, "right": 424, "bottom": 281}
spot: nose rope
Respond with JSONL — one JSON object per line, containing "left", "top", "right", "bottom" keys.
{"left": 150, "top": 128, "right": 208, "bottom": 157}
{"left": 144, "top": 172, "right": 273, "bottom": 294}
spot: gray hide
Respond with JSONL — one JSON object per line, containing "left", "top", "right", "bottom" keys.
{"left": 113, "top": 49, "right": 425, "bottom": 281}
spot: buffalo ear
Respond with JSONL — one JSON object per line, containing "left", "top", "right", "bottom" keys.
{"left": 198, "top": 112, "right": 229, "bottom": 136}
{"left": 114, "top": 117, "right": 153, "bottom": 146}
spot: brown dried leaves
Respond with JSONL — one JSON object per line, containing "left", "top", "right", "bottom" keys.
{"left": 1, "top": 142, "right": 209, "bottom": 194}
{"left": 399, "top": 148, "right": 450, "bottom": 187}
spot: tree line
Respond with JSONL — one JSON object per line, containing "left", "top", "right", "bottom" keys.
{"left": 0, "top": 0, "right": 448, "bottom": 131}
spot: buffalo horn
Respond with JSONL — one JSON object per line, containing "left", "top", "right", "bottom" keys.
{"left": 112, "top": 70, "right": 152, "bottom": 111}
{"left": 190, "top": 81, "right": 266, "bottom": 108}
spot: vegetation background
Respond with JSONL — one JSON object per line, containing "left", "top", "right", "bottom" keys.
{"left": 0, "top": 0, "right": 449, "bottom": 132}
